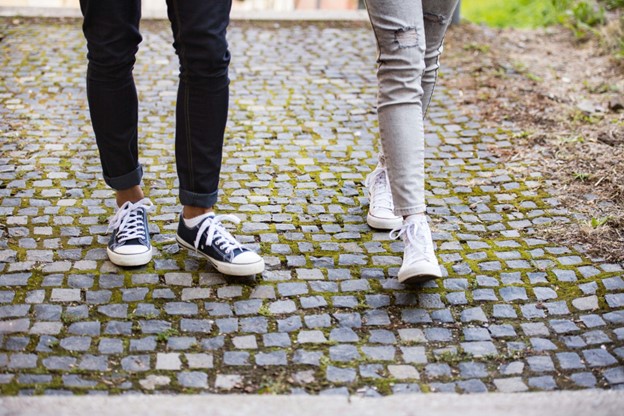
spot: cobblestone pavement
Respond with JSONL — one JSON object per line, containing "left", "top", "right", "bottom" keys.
{"left": 0, "top": 18, "right": 623, "bottom": 396}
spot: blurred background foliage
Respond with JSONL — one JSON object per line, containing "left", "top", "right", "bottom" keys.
{"left": 462, "top": 0, "right": 624, "bottom": 59}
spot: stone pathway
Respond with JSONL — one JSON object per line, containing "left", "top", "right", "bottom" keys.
{"left": 0, "top": 18, "right": 622, "bottom": 396}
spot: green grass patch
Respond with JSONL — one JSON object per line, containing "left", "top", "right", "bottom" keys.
{"left": 462, "top": 0, "right": 565, "bottom": 28}
{"left": 462, "top": 0, "right": 617, "bottom": 30}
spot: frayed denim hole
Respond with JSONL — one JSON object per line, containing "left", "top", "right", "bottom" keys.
{"left": 394, "top": 27, "right": 419, "bottom": 49}
{"left": 424, "top": 12, "right": 447, "bottom": 25}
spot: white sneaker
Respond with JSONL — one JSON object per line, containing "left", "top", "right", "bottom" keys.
{"left": 176, "top": 212, "right": 265, "bottom": 276}
{"left": 364, "top": 164, "right": 402, "bottom": 230}
{"left": 390, "top": 215, "right": 442, "bottom": 284}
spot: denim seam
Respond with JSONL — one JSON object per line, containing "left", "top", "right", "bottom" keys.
{"left": 423, "top": 36, "right": 446, "bottom": 118}
{"left": 171, "top": 0, "right": 195, "bottom": 195}
{"left": 362, "top": 0, "right": 383, "bottom": 65}
{"left": 184, "top": 83, "right": 194, "bottom": 193}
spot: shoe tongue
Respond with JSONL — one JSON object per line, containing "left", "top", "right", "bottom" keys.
{"left": 123, "top": 237, "right": 144, "bottom": 245}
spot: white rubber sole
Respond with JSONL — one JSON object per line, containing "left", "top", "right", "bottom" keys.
{"left": 176, "top": 236, "right": 265, "bottom": 276}
{"left": 107, "top": 247, "right": 153, "bottom": 267}
{"left": 398, "top": 260, "right": 442, "bottom": 285}
{"left": 366, "top": 212, "right": 403, "bottom": 230}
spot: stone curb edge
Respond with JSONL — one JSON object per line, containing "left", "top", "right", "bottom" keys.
{"left": 1, "top": 391, "right": 623, "bottom": 416}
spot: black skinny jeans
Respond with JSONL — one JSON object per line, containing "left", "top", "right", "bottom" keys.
{"left": 80, "top": 0, "right": 232, "bottom": 208}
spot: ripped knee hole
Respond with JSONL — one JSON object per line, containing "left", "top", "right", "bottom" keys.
{"left": 395, "top": 27, "right": 419, "bottom": 48}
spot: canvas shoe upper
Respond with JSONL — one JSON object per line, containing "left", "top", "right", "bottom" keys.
{"left": 107, "top": 198, "right": 154, "bottom": 267}
{"left": 365, "top": 164, "right": 403, "bottom": 230}
{"left": 176, "top": 212, "right": 264, "bottom": 276}
{"left": 390, "top": 215, "right": 442, "bottom": 284}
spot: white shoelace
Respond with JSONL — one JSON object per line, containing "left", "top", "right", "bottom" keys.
{"left": 194, "top": 214, "right": 244, "bottom": 256}
{"left": 108, "top": 198, "right": 154, "bottom": 243}
{"left": 364, "top": 166, "right": 394, "bottom": 211}
{"left": 389, "top": 219, "right": 433, "bottom": 264}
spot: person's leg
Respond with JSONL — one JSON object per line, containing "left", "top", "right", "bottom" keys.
{"left": 365, "top": 0, "right": 427, "bottom": 217}
{"left": 373, "top": 0, "right": 459, "bottom": 179}
{"left": 165, "top": 0, "right": 230, "bottom": 217}
{"left": 365, "top": 0, "right": 440, "bottom": 283}
{"left": 421, "top": 0, "right": 459, "bottom": 116}
{"left": 80, "top": 0, "right": 144, "bottom": 204}
{"left": 80, "top": 0, "right": 153, "bottom": 267}
{"left": 167, "top": 0, "right": 264, "bottom": 276}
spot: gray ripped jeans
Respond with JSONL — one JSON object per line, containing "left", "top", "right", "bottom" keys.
{"left": 365, "top": 0, "right": 459, "bottom": 216}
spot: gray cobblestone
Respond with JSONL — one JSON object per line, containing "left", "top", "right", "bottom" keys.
{"left": 178, "top": 371, "right": 208, "bottom": 389}
{"left": 326, "top": 366, "right": 357, "bottom": 383}
{"left": 583, "top": 348, "right": 617, "bottom": 367}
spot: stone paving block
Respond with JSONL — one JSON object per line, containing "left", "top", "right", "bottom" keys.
{"left": 178, "top": 371, "right": 208, "bottom": 389}
{"left": 582, "top": 348, "right": 618, "bottom": 367}
{"left": 493, "top": 377, "right": 529, "bottom": 392}
{"left": 572, "top": 296, "right": 599, "bottom": 311}
{"left": 605, "top": 294, "right": 624, "bottom": 308}
{"left": 326, "top": 366, "right": 357, "bottom": 383}
{"left": 256, "top": 351, "right": 288, "bottom": 366}
{"left": 168, "top": 337, "right": 197, "bottom": 350}
{"left": 459, "top": 362, "right": 488, "bottom": 379}
{"left": 400, "top": 346, "right": 427, "bottom": 364}
{"left": 528, "top": 376, "right": 557, "bottom": 391}
{"left": 388, "top": 365, "right": 419, "bottom": 380}
{"left": 556, "top": 352, "right": 585, "bottom": 370}
{"left": 583, "top": 330, "right": 612, "bottom": 345}
{"left": 263, "top": 332, "right": 291, "bottom": 347}
{"left": 527, "top": 356, "right": 555, "bottom": 373}
{"left": 50, "top": 289, "right": 81, "bottom": 303}
{"left": 0, "top": 319, "right": 30, "bottom": 334}
{"left": 603, "top": 366, "right": 624, "bottom": 386}
{"left": 42, "top": 356, "right": 76, "bottom": 371}
{"left": 398, "top": 328, "right": 426, "bottom": 343}
{"left": 570, "top": 372, "right": 597, "bottom": 388}
{"left": 139, "top": 375, "right": 171, "bottom": 390}
{"left": 233, "top": 335, "right": 258, "bottom": 349}
{"left": 78, "top": 354, "right": 109, "bottom": 371}
{"left": 461, "top": 341, "right": 498, "bottom": 357}
{"left": 580, "top": 314, "right": 606, "bottom": 328}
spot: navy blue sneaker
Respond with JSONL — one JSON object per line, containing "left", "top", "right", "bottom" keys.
{"left": 176, "top": 213, "right": 264, "bottom": 276}
{"left": 107, "top": 198, "right": 154, "bottom": 267}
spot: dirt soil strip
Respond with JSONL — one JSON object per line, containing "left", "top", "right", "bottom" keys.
{"left": 442, "top": 23, "right": 624, "bottom": 263}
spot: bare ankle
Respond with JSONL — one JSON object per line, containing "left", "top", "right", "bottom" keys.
{"left": 183, "top": 206, "right": 214, "bottom": 219}
{"left": 116, "top": 186, "right": 144, "bottom": 207}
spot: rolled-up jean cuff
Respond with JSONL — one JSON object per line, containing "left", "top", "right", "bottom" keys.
{"left": 104, "top": 165, "right": 143, "bottom": 190}
{"left": 179, "top": 188, "right": 218, "bottom": 208}
{"left": 395, "top": 204, "right": 427, "bottom": 217}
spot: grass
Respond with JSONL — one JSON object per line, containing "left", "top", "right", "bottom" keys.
{"left": 462, "top": 0, "right": 565, "bottom": 28}
{"left": 462, "top": 0, "right": 623, "bottom": 60}
{"left": 461, "top": 0, "right": 621, "bottom": 28}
